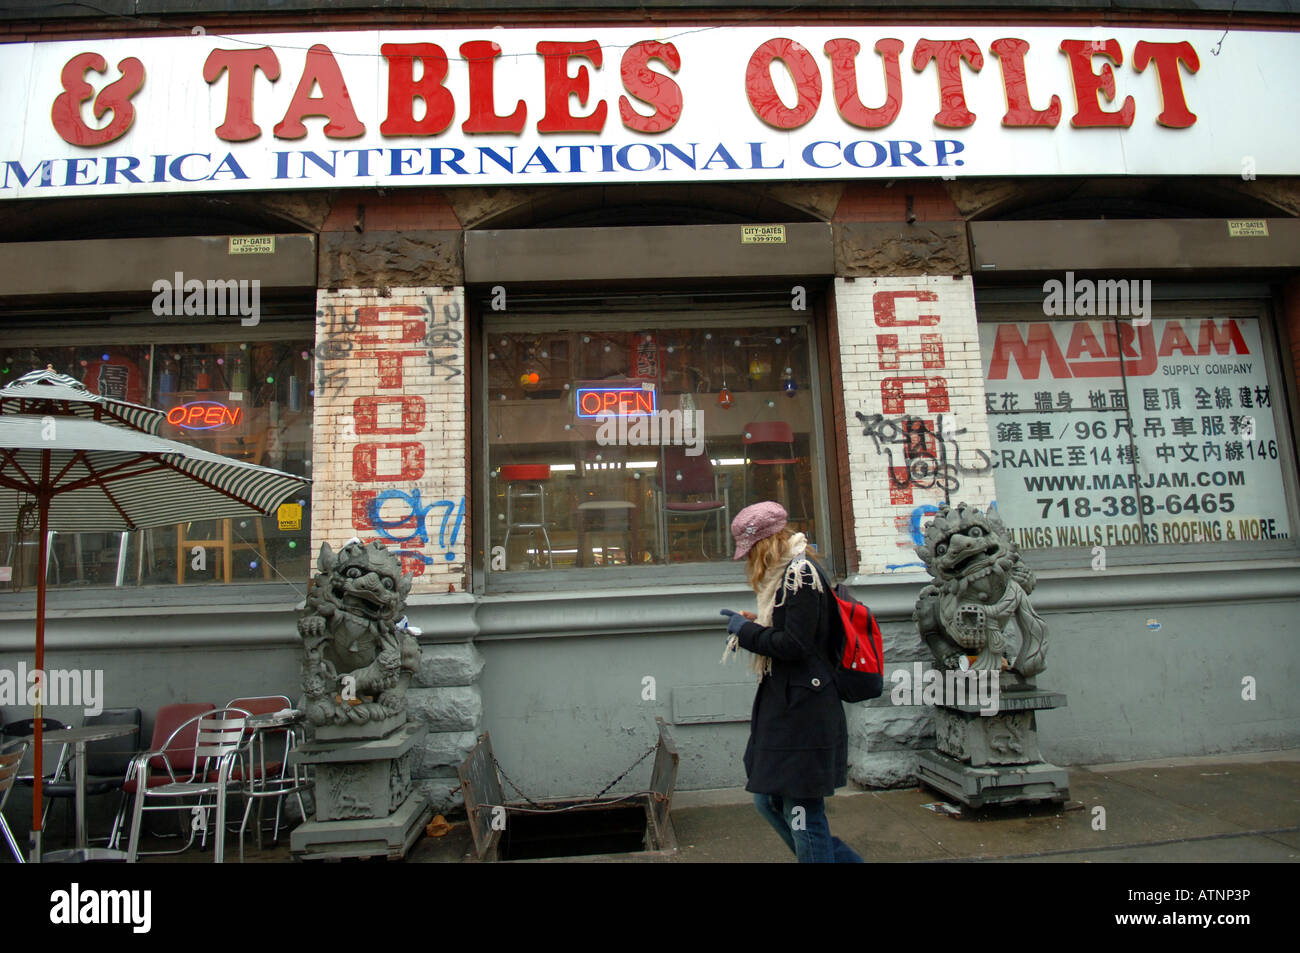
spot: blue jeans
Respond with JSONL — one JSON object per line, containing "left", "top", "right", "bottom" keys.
{"left": 754, "top": 794, "right": 864, "bottom": 863}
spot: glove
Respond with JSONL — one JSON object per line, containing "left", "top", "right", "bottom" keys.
{"left": 719, "top": 609, "right": 748, "bottom": 635}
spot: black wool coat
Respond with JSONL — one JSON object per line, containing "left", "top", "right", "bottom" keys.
{"left": 736, "top": 561, "right": 849, "bottom": 799}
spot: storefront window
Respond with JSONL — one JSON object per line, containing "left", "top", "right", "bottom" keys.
{"left": 0, "top": 332, "right": 313, "bottom": 591}
{"left": 979, "top": 300, "right": 1296, "bottom": 555}
{"left": 483, "top": 309, "right": 825, "bottom": 576}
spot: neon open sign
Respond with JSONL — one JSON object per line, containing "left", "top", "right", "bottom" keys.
{"left": 166, "top": 400, "right": 243, "bottom": 431}
{"left": 576, "top": 386, "right": 657, "bottom": 419}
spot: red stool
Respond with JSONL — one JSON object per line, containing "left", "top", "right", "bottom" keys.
{"left": 500, "top": 464, "right": 553, "bottom": 569}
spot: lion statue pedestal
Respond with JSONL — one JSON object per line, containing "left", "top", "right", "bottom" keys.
{"left": 910, "top": 503, "right": 1070, "bottom": 808}
{"left": 289, "top": 540, "right": 432, "bottom": 860}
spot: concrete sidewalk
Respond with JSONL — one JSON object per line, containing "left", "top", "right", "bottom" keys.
{"left": 405, "top": 748, "right": 1300, "bottom": 863}
{"left": 80, "top": 747, "right": 1294, "bottom": 863}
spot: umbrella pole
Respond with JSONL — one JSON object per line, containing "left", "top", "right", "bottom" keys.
{"left": 30, "top": 461, "right": 49, "bottom": 863}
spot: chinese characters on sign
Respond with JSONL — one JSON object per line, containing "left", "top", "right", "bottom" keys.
{"left": 981, "top": 317, "right": 1290, "bottom": 551}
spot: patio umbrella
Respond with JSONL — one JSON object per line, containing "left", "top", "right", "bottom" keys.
{"left": 0, "top": 370, "right": 310, "bottom": 861}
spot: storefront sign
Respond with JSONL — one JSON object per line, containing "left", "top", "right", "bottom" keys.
{"left": 576, "top": 384, "right": 657, "bottom": 419}
{"left": 165, "top": 399, "right": 243, "bottom": 431}
{"left": 2, "top": 26, "right": 1297, "bottom": 198}
{"left": 981, "top": 316, "right": 1291, "bottom": 551}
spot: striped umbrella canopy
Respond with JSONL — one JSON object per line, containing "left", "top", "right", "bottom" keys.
{"left": 0, "top": 366, "right": 164, "bottom": 436}
{"left": 0, "top": 386, "right": 310, "bottom": 861}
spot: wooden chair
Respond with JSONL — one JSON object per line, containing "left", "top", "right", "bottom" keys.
{"left": 176, "top": 431, "right": 272, "bottom": 583}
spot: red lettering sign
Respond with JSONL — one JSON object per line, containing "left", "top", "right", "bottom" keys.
{"left": 51, "top": 52, "right": 145, "bottom": 146}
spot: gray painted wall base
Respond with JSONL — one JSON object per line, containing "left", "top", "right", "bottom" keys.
{"left": 916, "top": 750, "right": 1070, "bottom": 807}
{"left": 290, "top": 791, "right": 432, "bottom": 861}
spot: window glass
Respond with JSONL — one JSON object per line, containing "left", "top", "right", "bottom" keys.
{"left": 0, "top": 337, "right": 313, "bottom": 590}
{"left": 980, "top": 308, "right": 1292, "bottom": 553}
{"left": 484, "top": 319, "right": 822, "bottom": 573}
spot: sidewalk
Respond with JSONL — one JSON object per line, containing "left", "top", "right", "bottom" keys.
{"left": 110, "top": 748, "right": 1297, "bottom": 863}
{"left": 405, "top": 748, "right": 1300, "bottom": 863}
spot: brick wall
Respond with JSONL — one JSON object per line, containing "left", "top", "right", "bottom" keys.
{"left": 834, "top": 274, "right": 997, "bottom": 575}
{"left": 311, "top": 286, "right": 469, "bottom": 594}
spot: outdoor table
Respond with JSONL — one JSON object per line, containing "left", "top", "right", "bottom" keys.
{"left": 19, "top": 723, "right": 137, "bottom": 862}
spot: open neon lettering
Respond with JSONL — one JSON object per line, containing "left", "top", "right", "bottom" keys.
{"left": 165, "top": 400, "right": 244, "bottom": 430}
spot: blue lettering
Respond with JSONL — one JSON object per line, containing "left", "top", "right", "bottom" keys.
{"left": 802, "top": 141, "right": 841, "bottom": 169}
{"left": 520, "top": 147, "right": 560, "bottom": 174}
{"left": 934, "top": 139, "right": 965, "bottom": 167}
{"left": 889, "top": 140, "right": 926, "bottom": 167}
{"left": 702, "top": 144, "right": 740, "bottom": 170}
{"left": 300, "top": 150, "right": 338, "bottom": 178}
{"left": 390, "top": 147, "right": 423, "bottom": 176}
{"left": 103, "top": 155, "right": 142, "bottom": 184}
{"left": 208, "top": 153, "right": 249, "bottom": 181}
{"left": 168, "top": 153, "right": 210, "bottom": 182}
{"left": 616, "top": 143, "right": 661, "bottom": 172}
{"left": 845, "top": 140, "right": 887, "bottom": 168}
{"left": 429, "top": 147, "right": 468, "bottom": 175}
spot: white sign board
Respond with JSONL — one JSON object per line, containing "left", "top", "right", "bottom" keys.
{"left": 981, "top": 316, "right": 1292, "bottom": 551}
{"left": 1, "top": 25, "right": 1298, "bottom": 198}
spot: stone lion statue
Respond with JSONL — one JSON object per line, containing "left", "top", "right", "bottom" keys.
{"left": 912, "top": 503, "right": 1048, "bottom": 687}
{"left": 298, "top": 539, "right": 421, "bottom": 726}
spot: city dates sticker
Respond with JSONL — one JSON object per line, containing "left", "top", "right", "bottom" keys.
{"left": 229, "top": 236, "right": 276, "bottom": 254}
{"left": 741, "top": 225, "right": 786, "bottom": 244}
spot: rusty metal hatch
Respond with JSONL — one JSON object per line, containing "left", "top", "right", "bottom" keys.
{"left": 457, "top": 717, "right": 679, "bottom": 862}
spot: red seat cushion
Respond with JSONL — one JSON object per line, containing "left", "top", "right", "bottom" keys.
{"left": 122, "top": 771, "right": 199, "bottom": 794}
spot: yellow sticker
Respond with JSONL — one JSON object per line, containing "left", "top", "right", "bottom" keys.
{"left": 229, "top": 236, "right": 276, "bottom": 254}
{"left": 1227, "top": 220, "right": 1268, "bottom": 237}
{"left": 741, "top": 224, "right": 786, "bottom": 244}
{"left": 277, "top": 502, "right": 303, "bottom": 531}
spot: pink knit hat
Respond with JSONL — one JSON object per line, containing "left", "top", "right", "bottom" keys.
{"left": 731, "top": 501, "right": 788, "bottom": 561}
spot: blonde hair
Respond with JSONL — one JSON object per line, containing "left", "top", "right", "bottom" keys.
{"left": 746, "top": 528, "right": 825, "bottom": 591}
{"left": 745, "top": 529, "right": 794, "bottom": 591}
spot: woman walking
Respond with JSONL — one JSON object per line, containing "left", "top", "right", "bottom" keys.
{"left": 721, "top": 501, "right": 864, "bottom": 863}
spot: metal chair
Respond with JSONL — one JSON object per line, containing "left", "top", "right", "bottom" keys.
{"left": 125, "top": 707, "right": 248, "bottom": 863}
{"left": 0, "top": 740, "right": 28, "bottom": 863}
{"left": 741, "top": 420, "right": 803, "bottom": 515}
{"left": 1, "top": 717, "right": 71, "bottom": 832}
{"left": 653, "top": 445, "right": 731, "bottom": 562}
{"left": 222, "top": 695, "right": 309, "bottom": 857}
{"left": 110, "top": 702, "right": 214, "bottom": 849}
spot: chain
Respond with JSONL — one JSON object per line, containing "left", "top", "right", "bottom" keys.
{"left": 486, "top": 743, "right": 659, "bottom": 811}
{"left": 489, "top": 752, "right": 547, "bottom": 808}
{"left": 593, "top": 744, "right": 658, "bottom": 800}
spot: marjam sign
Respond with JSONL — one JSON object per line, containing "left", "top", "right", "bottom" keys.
{"left": 2, "top": 26, "right": 1297, "bottom": 198}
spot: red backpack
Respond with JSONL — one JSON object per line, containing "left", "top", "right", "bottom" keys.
{"left": 812, "top": 563, "right": 885, "bottom": 702}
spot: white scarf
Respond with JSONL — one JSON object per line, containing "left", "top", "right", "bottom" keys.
{"left": 721, "top": 532, "right": 823, "bottom": 677}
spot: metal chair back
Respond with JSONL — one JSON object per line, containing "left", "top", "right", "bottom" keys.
{"left": 0, "top": 741, "right": 26, "bottom": 803}
{"left": 0, "top": 740, "right": 29, "bottom": 863}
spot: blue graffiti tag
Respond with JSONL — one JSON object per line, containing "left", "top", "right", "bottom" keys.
{"left": 366, "top": 490, "right": 466, "bottom": 562}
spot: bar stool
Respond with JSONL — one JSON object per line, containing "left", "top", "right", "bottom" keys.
{"left": 501, "top": 464, "right": 554, "bottom": 569}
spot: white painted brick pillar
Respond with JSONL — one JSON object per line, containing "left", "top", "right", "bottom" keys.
{"left": 835, "top": 275, "right": 998, "bottom": 576}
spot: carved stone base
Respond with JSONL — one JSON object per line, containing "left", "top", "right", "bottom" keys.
{"left": 314, "top": 711, "right": 408, "bottom": 742}
{"left": 290, "top": 788, "right": 433, "bottom": 861}
{"left": 935, "top": 708, "right": 1042, "bottom": 766}
{"left": 916, "top": 750, "right": 1070, "bottom": 808}
{"left": 920, "top": 687, "right": 1069, "bottom": 807}
{"left": 290, "top": 721, "right": 430, "bottom": 860}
